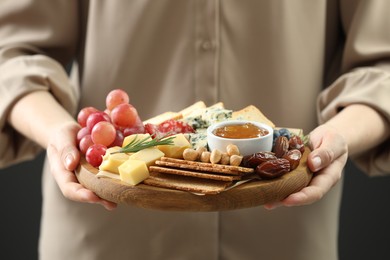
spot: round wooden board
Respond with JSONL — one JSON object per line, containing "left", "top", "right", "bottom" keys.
{"left": 75, "top": 147, "right": 312, "bottom": 212}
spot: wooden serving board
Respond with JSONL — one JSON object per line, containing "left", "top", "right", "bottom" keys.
{"left": 75, "top": 147, "right": 312, "bottom": 212}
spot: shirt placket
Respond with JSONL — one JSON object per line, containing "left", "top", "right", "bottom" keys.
{"left": 194, "top": 0, "right": 220, "bottom": 105}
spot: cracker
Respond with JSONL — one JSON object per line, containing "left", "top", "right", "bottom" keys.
{"left": 149, "top": 166, "right": 241, "bottom": 181}
{"left": 159, "top": 157, "right": 254, "bottom": 175}
{"left": 144, "top": 172, "right": 232, "bottom": 194}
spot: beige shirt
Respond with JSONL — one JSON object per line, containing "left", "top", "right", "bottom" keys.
{"left": 1, "top": 0, "right": 389, "bottom": 259}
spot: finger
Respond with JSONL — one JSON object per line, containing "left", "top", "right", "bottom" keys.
{"left": 265, "top": 153, "right": 347, "bottom": 209}
{"left": 61, "top": 144, "right": 81, "bottom": 171}
{"left": 308, "top": 132, "right": 347, "bottom": 172}
{"left": 47, "top": 144, "right": 118, "bottom": 209}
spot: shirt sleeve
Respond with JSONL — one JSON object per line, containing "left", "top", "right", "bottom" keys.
{"left": 317, "top": 0, "right": 390, "bottom": 176}
{"left": 0, "top": 0, "right": 79, "bottom": 168}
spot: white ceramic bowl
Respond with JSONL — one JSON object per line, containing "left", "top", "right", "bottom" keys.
{"left": 207, "top": 120, "right": 274, "bottom": 156}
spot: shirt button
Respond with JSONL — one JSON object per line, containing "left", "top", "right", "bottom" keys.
{"left": 201, "top": 41, "right": 213, "bottom": 51}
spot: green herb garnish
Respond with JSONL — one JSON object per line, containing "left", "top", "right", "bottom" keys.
{"left": 301, "top": 134, "right": 310, "bottom": 146}
{"left": 111, "top": 134, "right": 175, "bottom": 154}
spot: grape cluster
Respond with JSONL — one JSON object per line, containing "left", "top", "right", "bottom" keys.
{"left": 76, "top": 89, "right": 144, "bottom": 167}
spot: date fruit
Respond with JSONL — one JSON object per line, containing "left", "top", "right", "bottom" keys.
{"left": 283, "top": 149, "right": 302, "bottom": 170}
{"left": 272, "top": 136, "right": 289, "bottom": 158}
{"left": 242, "top": 151, "right": 277, "bottom": 168}
{"left": 289, "top": 135, "right": 305, "bottom": 154}
{"left": 255, "top": 158, "right": 291, "bottom": 179}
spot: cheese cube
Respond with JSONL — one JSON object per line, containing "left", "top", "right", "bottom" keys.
{"left": 128, "top": 147, "right": 164, "bottom": 167}
{"left": 122, "top": 133, "right": 152, "bottom": 148}
{"left": 118, "top": 159, "right": 149, "bottom": 185}
{"left": 157, "top": 133, "right": 191, "bottom": 158}
{"left": 99, "top": 152, "right": 130, "bottom": 174}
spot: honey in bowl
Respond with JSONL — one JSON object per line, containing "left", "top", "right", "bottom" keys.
{"left": 213, "top": 122, "right": 269, "bottom": 139}
{"left": 207, "top": 120, "right": 274, "bottom": 154}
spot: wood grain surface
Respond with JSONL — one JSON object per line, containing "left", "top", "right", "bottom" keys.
{"left": 75, "top": 147, "right": 312, "bottom": 212}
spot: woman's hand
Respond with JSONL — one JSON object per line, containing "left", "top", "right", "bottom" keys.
{"left": 264, "top": 104, "right": 389, "bottom": 210}
{"left": 46, "top": 121, "right": 117, "bottom": 210}
{"left": 264, "top": 124, "right": 348, "bottom": 209}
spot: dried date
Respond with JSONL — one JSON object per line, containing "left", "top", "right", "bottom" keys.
{"left": 255, "top": 158, "right": 291, "bottom": 179}
{"left": 272, "top": 136, "right": 289, "bottom": 158}
{"left": 242, "top": 151, "right": 277, "bottom": 169}
{"left": 289, "top": 135, "right": 305, "bottom": 154}
{"left": 282, "top": 149, "right": 302, "bottom": 170}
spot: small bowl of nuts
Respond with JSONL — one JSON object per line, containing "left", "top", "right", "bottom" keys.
{"left": 206, "top": 120, "right": 274, "bottom": 156}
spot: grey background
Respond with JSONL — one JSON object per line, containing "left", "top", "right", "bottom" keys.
{"left": 0, "top": 153, "right": 389, "bottom": 260}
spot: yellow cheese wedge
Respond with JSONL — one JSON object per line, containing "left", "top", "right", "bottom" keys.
{"left": 128, "top": 147, "right": 164, "bottom": 167}
{"left": 122, "top": 133, "right": 152, "bottom": 148}
{"left": 118, "top": 159, "right": 149, "bottom": 185}
{"left": 157, "top": 133, "right": 191, "bottom": 159}
{"left": 102, "top": 146, "right": 122, "bottom": 161}
{"left": 99, "top": 152, "right": 130, "bottom": 174}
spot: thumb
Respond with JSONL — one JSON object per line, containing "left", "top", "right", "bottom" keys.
{"left": 61, "top": 144, "right": 80, "bottom": 171}
{"left": 307, "top": 125, "right": 348, "bottom": 172}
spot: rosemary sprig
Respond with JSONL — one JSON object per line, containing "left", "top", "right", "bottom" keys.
{"left": 111, "top": 134, "right": 175, "bottom": 154}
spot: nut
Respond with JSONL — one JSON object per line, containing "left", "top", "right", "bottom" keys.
{"left": 183, "top": 148, "right": 199, "bottom": 161}
{"left": 226, "top": 144, "right": 240, "bottom": 156}
{"left": 196, "top": 146, "right": 207, "bottom": 155}
{"left": 230, "top": 155, "right": 243, "bottom": 166}
{"left": 210, "top": 149, "right": 222, "bottom": 164}
{"left": 220, "top": 153, "right": 230, "bottom": 165}
{"left": 200, "top": 151, "right": 211, "bottom": 163}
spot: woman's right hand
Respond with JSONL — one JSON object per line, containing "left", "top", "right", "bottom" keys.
{"left": 46, "top": 121, "right": 117, "bottom": 210}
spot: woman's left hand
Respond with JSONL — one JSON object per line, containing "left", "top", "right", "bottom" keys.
{"left": 264, "top": 123, "right": 348, "bottom": 209}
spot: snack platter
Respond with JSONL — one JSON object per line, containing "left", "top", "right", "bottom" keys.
{"left": 76, "top": 146, "right": 312, "bottom": 211}
{"left": 75, "top": 94, "right": 313, "bottom": 212}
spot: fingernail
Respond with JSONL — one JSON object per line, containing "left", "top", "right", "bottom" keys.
{"left": 65, "top": 154, "right": 73, "bottom": 170}
{"left": 312, "top": 156, "right": 322, "bottom": 171}
{"left": 264, "top": 202, "right": 281, "bottom": 210}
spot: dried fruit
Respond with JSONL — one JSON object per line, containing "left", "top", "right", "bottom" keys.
{"left": 242, "top": 151, "right": 277, "bottom": 168}
{"left": 272, "top": 136, "right": 289, "bottom": 158}
{"left": 255, "top": 158, "right": 290, "bottom": 179}
{"left": 283, "top": 149, "right": 302, "bottom": 170}
{"left": 289, "top": 135, "right": 305, "bottom": 154}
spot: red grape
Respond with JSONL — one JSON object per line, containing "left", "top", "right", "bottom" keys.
{"left": 110, "top": 130, "right": 125, "bottom": 147}
{"left": 77, "top": 106, "right": 99, "bottom": 127}
{"left": 122, "top": 117, "right": 145, "bottom": 136}
{"left": 91, "top": 121, "right": 116, "bottom": 146}
{"left": 86, "top": 111, "right": 111, "bottom": 131}
{"left": 85, "top": 144, "right": 107, "bottom": 167}
{"left": 110, "top": 103, "right": 139, "bottom": 128}
{"left": 106, "top": 89, "right": 130, "bottom": 110}
{"left": 79, "top": 135, "right": 94, "bottom": 154}
{"left": 76, "top": 127, "right": 90, "bottom": 143}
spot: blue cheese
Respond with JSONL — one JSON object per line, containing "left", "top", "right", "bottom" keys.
{"left": 183, "top": 107, "right": 232, "bottom": 130}
{"left": 188, "top": 129, "right": 208, "bottom": 149}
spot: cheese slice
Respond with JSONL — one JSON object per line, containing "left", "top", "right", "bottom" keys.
{"left": 118, "top": 159, "right": 149, "bottom": 185}
{"left": 99, "top": 152, "right": 130, "bottom": 174}
{"left": 128, "top": 147, "right": 164, "bottom": 167}
{"left": 122, "top": 133, "right": 152, "bottom": 148}
{"left": 157, "top": 133, "right": 192, "bottom": 158}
